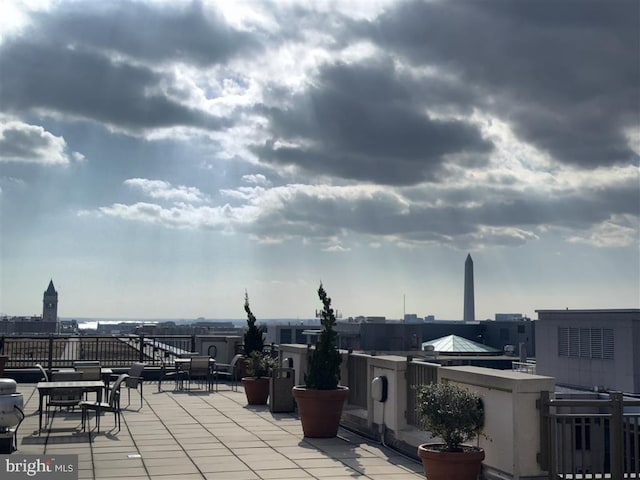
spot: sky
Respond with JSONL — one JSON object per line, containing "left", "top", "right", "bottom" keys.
{"left": 0, "top": 0, "right": 638, "bottom": 321}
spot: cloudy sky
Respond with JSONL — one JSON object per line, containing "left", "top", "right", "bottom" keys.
{"left": 1, "top": 0, "right": 638, "bottom": 321}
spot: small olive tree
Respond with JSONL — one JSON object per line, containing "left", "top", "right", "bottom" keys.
{"left": 416, "top": 382, "right": 484, "bottom": 451}
{"left": 304, "top": 283, "right": 342, "bottom": 390}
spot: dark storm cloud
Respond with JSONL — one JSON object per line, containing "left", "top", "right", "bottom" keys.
{"left": 370, "top": 0, "right": 639, "bottom": 168}
{"left": 0, "top": 42, "right": 230, "bottom": 133}
{"left": 254, "top": 61, "right": 493, "bottom": 185}
{"left": 31, "top": 1, "right": 258, "bottom": 66}
{"left": 222, "top": 170, "right": 640, "bottom": 248}
{"left": 0, "top": 0, "right": 253, "bottom": 133}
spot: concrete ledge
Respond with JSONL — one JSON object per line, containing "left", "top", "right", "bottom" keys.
{"left": 440, "top": 365, "right": 555, "bottom": 479}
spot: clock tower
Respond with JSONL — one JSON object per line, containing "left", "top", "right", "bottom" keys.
{"left": 43, "top": 280, "right": 58, "bottom": 322}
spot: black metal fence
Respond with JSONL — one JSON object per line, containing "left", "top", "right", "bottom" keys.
{"left": 3, "top": 335, "right": 197, "bottom": 370}
{"left": 347, "top": 353, "right": 369, "bottom": 408}
{"left": 539, "top": 391, "right": 640, "bottom": 478}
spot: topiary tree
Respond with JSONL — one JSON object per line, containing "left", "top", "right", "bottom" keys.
{"left": 304, "top": 283, "right": 342, "bottom": 390}
{"left": 243, "top": 291, "right": 264, "bottom": 357}
{"left": 416, "top": 382, "right": 484, "bottom": 451}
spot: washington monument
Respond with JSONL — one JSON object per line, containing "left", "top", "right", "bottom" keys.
{"left": 464, "top": 254, "right": 475, "bottom": 322}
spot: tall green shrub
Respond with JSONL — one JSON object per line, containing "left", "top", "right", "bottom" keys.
{"left": 243, "top": 292, "right": 264, "bottom": 357}
{"left": 304, "top": 283, "right": 342, "bottom": 390}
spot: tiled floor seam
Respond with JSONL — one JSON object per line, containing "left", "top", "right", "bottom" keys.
{"left": 179, "top": 389, "right": 313, "bottom": 477}
{"left": 117, "top": 395, "right": 153, "bottom": 480}
{"left": 210, "top": 391, "right": 378, "bottom": 480}
{"left": 144, "top": 387, "right": 226, "bottom": 479}
{"left": 166, "top": 389, "right": 264, "bottom": 476}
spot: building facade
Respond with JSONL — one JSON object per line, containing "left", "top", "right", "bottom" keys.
{"left": 535, "top": 309, "right": 640, "bottom": 394}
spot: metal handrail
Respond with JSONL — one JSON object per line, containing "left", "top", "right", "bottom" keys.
{"left": 539, "top": 391, "right": 640, "bottom": 479}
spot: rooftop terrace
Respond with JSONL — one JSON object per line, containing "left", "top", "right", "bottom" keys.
{"left": 15, "top": 382, "right": 425, "bottom": 480}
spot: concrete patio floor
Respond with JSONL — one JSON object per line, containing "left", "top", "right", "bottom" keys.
{"left": 14, "top": 382, "right": 425, "bottom": 480}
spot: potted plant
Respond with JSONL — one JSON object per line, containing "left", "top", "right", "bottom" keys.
{"left": 416, "top": 382, "right": 485, "bottom": 480}
{"left": 243, "top": 350, "right": 277, "bottom": 405}
{"left": 241, "top": 293, "right": 272, "bottom": 405}
{"left": 0, "top": 336, "right": 7, "bottom": 377}
{"left": 292, "top": 283, "right": 349, "bottom": 438}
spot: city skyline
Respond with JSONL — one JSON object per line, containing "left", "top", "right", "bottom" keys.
{"left": 1, "top": 1, "right": 638, "bottom": 320}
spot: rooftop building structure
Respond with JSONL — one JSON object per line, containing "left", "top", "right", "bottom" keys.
{"left": 422, "top": 334, "right": 502, "bottom": 355}
{"left": 535, "top": 308, "right": 640, "bottom": 394}
{"left": 0, "top": 316, "right": 57, "bottom": 335}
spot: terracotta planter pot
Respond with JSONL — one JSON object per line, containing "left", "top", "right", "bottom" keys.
{"left": 417, "top": 444, "right": 484, "bottom": 480}
{"left": 0, "top": 356, "right": 7, "bottom": 377}
{"left": 292, "top": 385, "right": 349, "bottom": 438}
{"left": 242, "top": 377, "right": 270, "bottom": 405}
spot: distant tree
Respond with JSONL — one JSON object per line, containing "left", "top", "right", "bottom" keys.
{"left": 243, "top": 292, "right": 264, "bottom": 357}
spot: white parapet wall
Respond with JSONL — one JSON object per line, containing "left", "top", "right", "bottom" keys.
{"left": 439, "top": 366, "right": 555, "bottom": 480}
{"left": 368, "top": 355, "right": 408, "bottom": 433}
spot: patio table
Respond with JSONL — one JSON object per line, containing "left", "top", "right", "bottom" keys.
{"left": 158, "top": 358, "right": 215, "bottom": 392}
{"left": 36, "top": 380, "right": 105, "bottom": 432}
{"left": 72, "top": 366, "right": 114, "bottom": 394}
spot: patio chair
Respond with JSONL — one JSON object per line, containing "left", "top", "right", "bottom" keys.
{"left": 122, "top": 363, "right": 145, "bottom": 408}
{"left": 81, "top": 373, "right": 129, "bottom": 433}
{"left": 186, "top": 356, "right": 212, "bottom": 391}
{"left": 35, "top": 364, "right": 49, "bottom": 416}
{"left": 214, "top": 354, "right": 243, "bottom": 391}
{"left": 35, "top": 364, "right": 49, "bottom": 383}
{"left": 48, "top": 371, "right": 83, "bottom": 423}
{"left": 158, "top": 355, "right": 185, "bottom": 392}
{"left": 75, "top": 365, "right": 102, "bottom": 401}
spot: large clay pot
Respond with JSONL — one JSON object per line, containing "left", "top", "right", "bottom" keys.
{"left": 417, "top": 444, "right": 484, "bottom": 480}
{"left": 292, "top": 386, "right": 349, "bottom": 438}
{"left": 242, "top": 377, "right": 270, "bottom": 405}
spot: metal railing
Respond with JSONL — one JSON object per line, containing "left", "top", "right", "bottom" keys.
{"left": 3, "top": 335, "right": 197, "bottom": 370}
{"left": 512, "top": 360, "right": 537, "bottom": 374}
{"left": 539, "top": 391, "right": 640, "bottom": 479}
{"left": 406, "top": 358, "right": 439, "bottom": 429}
{"left": 347, "top": 353, "right": 369, "bottom": 408}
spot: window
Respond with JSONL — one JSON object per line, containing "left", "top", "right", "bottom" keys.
{"left": 517, "top": 325, "right": 525, "bottom": 334}
{"left": 558, "top": 327, "right": 569, "bottom": 357}
{"left": 590, "top": 329, "right": 602, "bottom": 359}
{"left": 579, "top": 328, "right": 590, "bottom": 358}
{"left": 603, "top": 329, "right": 614, "bottom": 360}
{"left": 569, "top": 328, "right": 579, "bottom": 357}
{"left": 557, "top": 327, "right": 614, "bottom": 360}
{"left": 280, "top": 328, "right": 292, "bottom": 344}
{"left": 295, "top": 329, "right": 307, "bottom": 344}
